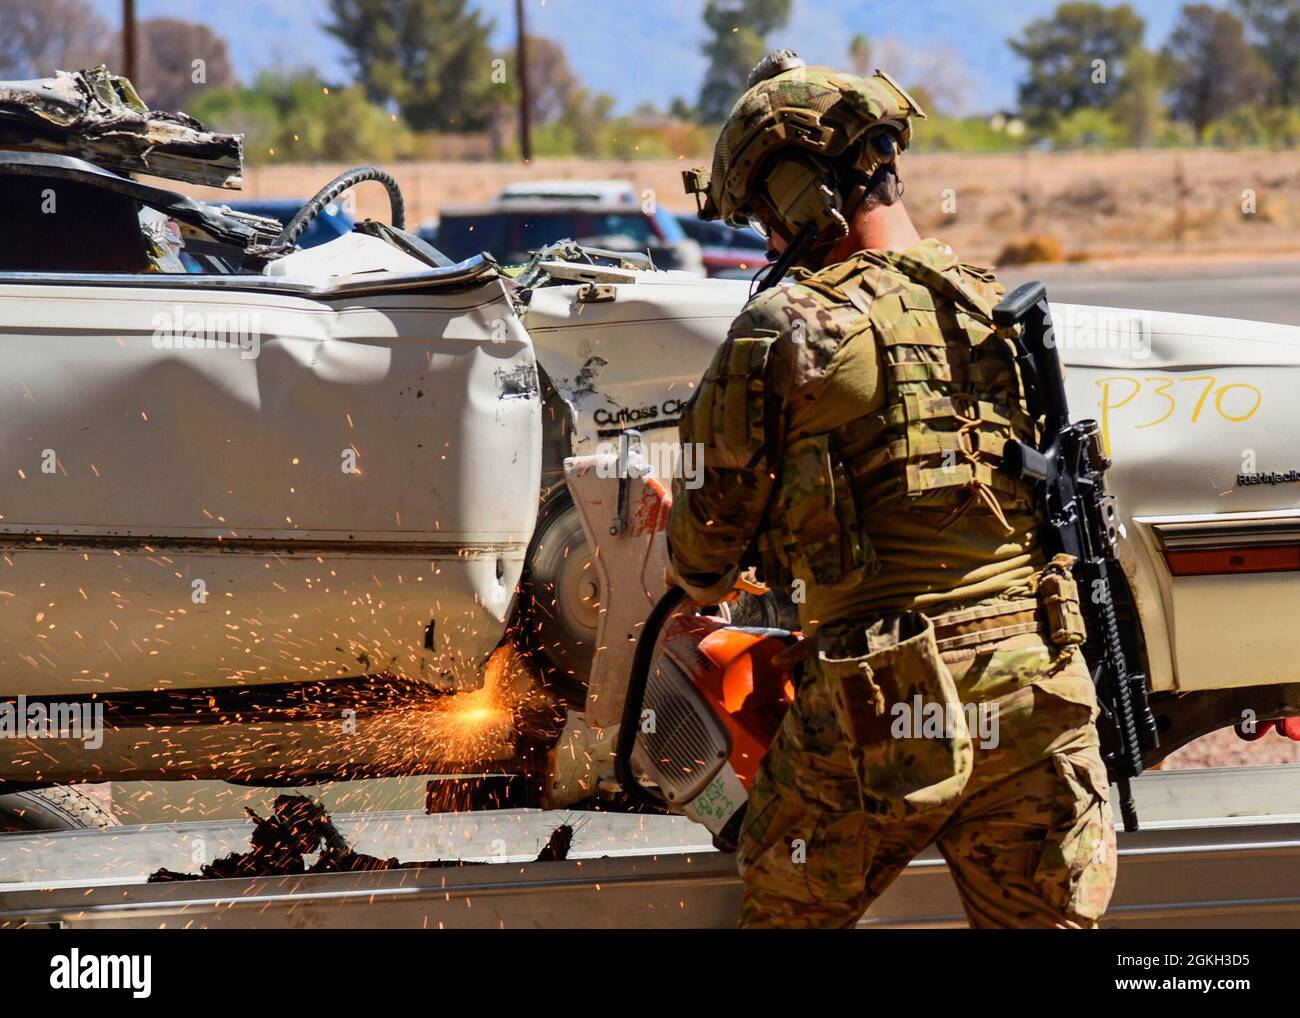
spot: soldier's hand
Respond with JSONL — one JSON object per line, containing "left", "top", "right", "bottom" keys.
{"left": 733, "top": 567, "right": 769, "bottom": 597}
{"left": 664, "top": 564, "right": 767, "bottom": 606}
{"left": 663, "top": 561, "right": 737, "bottom": 604}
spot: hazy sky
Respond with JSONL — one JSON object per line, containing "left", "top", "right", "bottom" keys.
{"left": 88, "top": 0, "right": 1218, "bottom": 115}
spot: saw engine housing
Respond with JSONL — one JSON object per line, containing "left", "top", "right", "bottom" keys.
{"left": 561, "top": 444, "right": 796, "bottom": 849}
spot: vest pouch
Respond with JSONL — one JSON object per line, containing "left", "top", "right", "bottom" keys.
{"left": 1036, "top": 553, "right": 1087, "bottom": 648}
{"left": 779, "top": 433, "right": 876, "bottom": 589}
{"left": 819, "top": 612, "right": 973, "bottom": 821}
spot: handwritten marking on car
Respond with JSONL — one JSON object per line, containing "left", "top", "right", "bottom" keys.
{"left": 1096, "top": 374, "right": 1262, "bottom": 453}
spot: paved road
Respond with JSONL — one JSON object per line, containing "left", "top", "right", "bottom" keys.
{"left": 1000, "top": 259, "right": 1300, "bottom": 326}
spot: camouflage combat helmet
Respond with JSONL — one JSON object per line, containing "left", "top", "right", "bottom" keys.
{"left": 684, "top": 49, "right": 926, "bottom": 259}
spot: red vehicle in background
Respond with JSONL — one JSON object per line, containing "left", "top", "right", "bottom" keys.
{"left": 675, "top": 215, "right": 770, "bottom": 278}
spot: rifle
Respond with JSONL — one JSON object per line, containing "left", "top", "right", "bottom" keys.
{"left": 994, "top": 281, "right": 1159, "bottom": 832}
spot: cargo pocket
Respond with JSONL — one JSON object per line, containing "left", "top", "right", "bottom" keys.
{"left": 804, "top": 810, "right": 874, "bottom": 902}
{"left": 779, "top": 434, "right": 875, "bottom": 589}
{"left": 1031, "top": 748, "right": 1117, "bottom": 923}
{"left": 820, "top": 612, "right": 973, "bottom": 822}
{"left": 737, "top": 784, "right": 805, "bottom": 881}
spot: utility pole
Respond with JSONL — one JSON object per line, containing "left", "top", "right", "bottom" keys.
{"left": 122, "top": 0, "right": 138, "bottom": 82}
{"left": 515, "top": 0, "right": 532, "bottom": 164}
{"left": 1173, "top": 155, "right": 1186, "bottom": 252}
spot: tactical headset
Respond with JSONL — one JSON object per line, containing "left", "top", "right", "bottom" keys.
{"left": 746, "top": 129, "right": 903, "bottom": 261}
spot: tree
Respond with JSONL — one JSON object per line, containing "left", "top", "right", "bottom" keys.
{"left": 0, "top": 0, "right": 109, "bottom": 79}
{"left": 1233, "top": 0, "right": 1300, "bottom": 105}
{"left": 1009, "top": 2, "right": 1146, "bottom": 129}
{"left": 554, "top": 87, "right": 615, "bottom": 155}
{"left": 870, "top": 37, "right": 974, "bottom": 116}
{"left": 495, "top": 34, "right": 579, "bottom": 125}
{"left": 488, "top": 34, "right": 612, "bottom": 156}
{"left": 190, "top": 72, "right": 413, "bottom": 163}
{"left": 1050, "top": 105, "right": 1125, "bottom": 147}
{"left": 520, "top": 35, "right": 578, "bottom": 124}
{"left": 324, "top": 0, "right": 496, "bottom": 132}
{"left": 124, "top": 19, "right": 235, "bottom": 112}
{"left": 1163, "top": 4, "right": 1270, "bottom": 136}
{"left": 848, "top": 33, "right": 872, "bottom": 77}
{"left": 696, "top": 0, "right": 792, "bottom": 124}
{"left": 1110, "top": 46, "right": 1168, "bottom": 146}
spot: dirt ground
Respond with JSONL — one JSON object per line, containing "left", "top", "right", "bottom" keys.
{"left": 181, "top": 146, "right": 1300, "bottom": 265}
{"left": 1161, "top": 725, "right": 1300, "bottom": 769}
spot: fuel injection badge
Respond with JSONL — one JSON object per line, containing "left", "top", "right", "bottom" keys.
{"left": 1236, "top": 469, "right": 1300, "bottom": 486}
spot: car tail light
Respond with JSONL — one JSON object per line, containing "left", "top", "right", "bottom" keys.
{"left": 1164, "top": 545, "right": 1300, "bottom": 576}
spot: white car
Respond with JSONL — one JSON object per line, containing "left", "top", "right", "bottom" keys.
{"left": 1, "top": 71, "right": 1297, "bottom": 823}
{"left": 498, "top": 178, "right": 639, "bottom": 205}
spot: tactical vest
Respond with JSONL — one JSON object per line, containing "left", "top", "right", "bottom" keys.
{"left": 758, "top": 250, "right": 1039, "bottom": 593}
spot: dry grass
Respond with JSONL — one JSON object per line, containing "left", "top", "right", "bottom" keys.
{"left": 995, "top": 234, "right": 1065, "bottom": 265}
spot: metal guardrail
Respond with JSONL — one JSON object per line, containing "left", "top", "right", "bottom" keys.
{"left": 3, "top": 765, "right": 1299, "bottom": 929}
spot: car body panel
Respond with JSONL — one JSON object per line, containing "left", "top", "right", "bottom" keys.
{"left": 1055, "top": 305, "right": 1300, "bottom": 692}
{"left": 0, "top": 268, "right": 541, "bottom": 697}
{"left": 0, "top": 68, "right": 243, "bottom": 189}
{"left": 526, "top": 276, "right": 750, "bottom": 461}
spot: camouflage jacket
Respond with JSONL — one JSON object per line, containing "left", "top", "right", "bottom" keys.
{"left": 667, "top": 238, "right": 1045, "bottom": 633}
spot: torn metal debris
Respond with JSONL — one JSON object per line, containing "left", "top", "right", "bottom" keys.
{"left": 148, "top": 795, "right": 576, "bottom": 881}
{"left": 0, "top": 66, "right": 243, "bottom": 188}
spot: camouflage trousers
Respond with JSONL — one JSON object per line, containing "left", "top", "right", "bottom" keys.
{"left": 737, "top": 621, "right": 1117, "bottom": 929}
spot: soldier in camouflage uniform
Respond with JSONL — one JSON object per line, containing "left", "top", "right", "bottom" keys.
{"left": 667, "top": 51, "right": 1116, "bottom": 928}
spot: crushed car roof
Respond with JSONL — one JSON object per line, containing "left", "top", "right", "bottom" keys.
{"left": 0, "top": 66, "right": 243, "bottom": 189}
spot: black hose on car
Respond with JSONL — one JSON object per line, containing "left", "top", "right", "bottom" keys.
{"left": 272, "top": 165, "right": 407, "bottom": 252}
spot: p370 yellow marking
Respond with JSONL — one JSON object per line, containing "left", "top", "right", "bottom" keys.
{"left": 1096, "top": 375, "right": 1262, "bottom": 453}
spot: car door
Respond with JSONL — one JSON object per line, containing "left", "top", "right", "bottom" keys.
{"left": 0, "top": 263, "right": 541, "bottom": 698}
{"left": 1056, "top": 302, "right": 1300, "bottom": 693}
{"left": 526, "top": 274, "right": 749, "bottom": 480}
